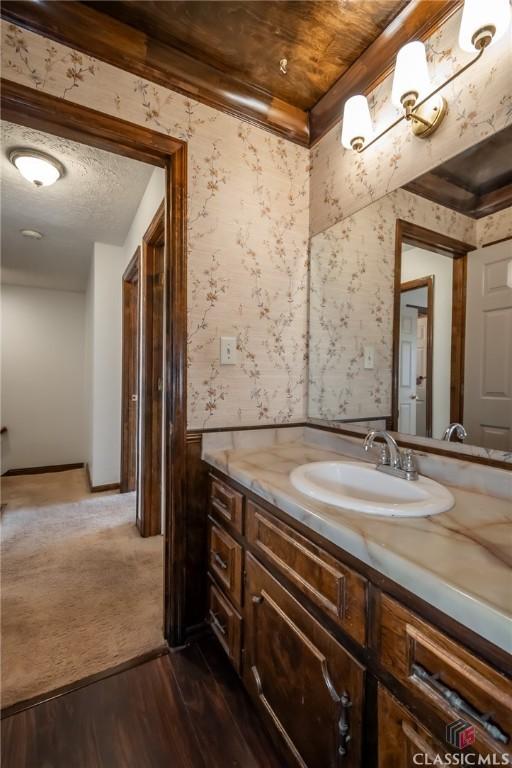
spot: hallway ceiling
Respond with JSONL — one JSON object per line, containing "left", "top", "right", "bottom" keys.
{"left": 1, "top": 121, "right": 154, "bottom": 291}
{"left": 85, "top": 0, "right": 409, "bottom": 111}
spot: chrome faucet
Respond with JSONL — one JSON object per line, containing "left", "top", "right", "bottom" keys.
{"left": 442, "top": 423, "right": 467, "bottom": 442}
{"left": 363, "top": 430, "right": 418, "bottom": 481}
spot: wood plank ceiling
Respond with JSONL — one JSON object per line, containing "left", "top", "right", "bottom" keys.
{"left": 85, "top": 0, "right": 409, "bottom": 111}
{"left": 1, "top": 0, "right": 463, "bottom": 145}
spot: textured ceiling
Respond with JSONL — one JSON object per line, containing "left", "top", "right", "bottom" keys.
{"left": 1, "top": 121, "right": 154, "bottom": 291}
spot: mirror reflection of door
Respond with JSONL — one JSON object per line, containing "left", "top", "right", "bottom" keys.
{"left": 398, "top": 279, "right": 433, "bottom": 437}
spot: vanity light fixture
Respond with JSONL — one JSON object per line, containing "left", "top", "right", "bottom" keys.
{"left": 341, "top": 0, "right": 511, "bottom": 153}
{"left": 9, "top": 148, "right": 64, "bottom": 187}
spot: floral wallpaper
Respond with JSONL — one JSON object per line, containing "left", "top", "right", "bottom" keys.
{"left": 476, "top": 207, "right": 512, "bottom": 246}
{"left": 308, "top": 188, "right": 479, "bottom": 421}
{"left": 1, "top": 21, "right": 310, "bottom": 430}
{"left": 310, "top": 9, "right": 512, "bottom": 238}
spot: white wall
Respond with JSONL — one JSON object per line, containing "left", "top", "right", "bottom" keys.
{"left": 401, "top": 247, "right": 453, "bottom": 439}
{"left": 1, "top": 284, "right": 86, "bottom": 473}
{"left": 85, "top": 167, "right": 165, "bottom": 487}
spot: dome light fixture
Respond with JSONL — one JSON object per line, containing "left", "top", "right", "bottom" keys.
{"left": 9, "top": 148, "right": 64, "bottom": 187}
{"left": 20, "top": 229, "right": 44, "bottom": 239}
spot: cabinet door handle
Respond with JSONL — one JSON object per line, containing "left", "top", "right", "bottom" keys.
{"left": 337, "top": 692, "right": 352, "bottom": 759}
{"left": 213, "top": 551, "right": 228, "bottom": 570}
{"left": 412, "top": 663, "right": 509, "bottom": 745}
{"left": 209, "top": 610, "right": 227, "bottom": 636}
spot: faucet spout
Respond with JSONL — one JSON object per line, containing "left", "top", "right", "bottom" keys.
{"left": 442, "top": 423, "right": 467, "bottom": 442}
{"left": 363, "top": 430, "right": 401, "bottom": 467}
{"left": 363, "top": 430, "right": 418, "bottom": 481}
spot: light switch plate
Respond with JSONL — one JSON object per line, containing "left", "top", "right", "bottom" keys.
{"left": 220, "top": 336, "right": 237, "bottom": 365}
{"left": 363, "top": 345, "right": 374, "bottom": 370}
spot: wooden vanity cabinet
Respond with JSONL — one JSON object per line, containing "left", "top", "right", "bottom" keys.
{"left": 206, "top": 472, "right": 512, "bottom": 768}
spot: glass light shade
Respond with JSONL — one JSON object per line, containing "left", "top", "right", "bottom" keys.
{"left": 341, "top": 95, "right": 373, "bottom": 151}
{"left": 10, "top": 151, "right": 62, "bottom": 187}
{"left": 391, "top": 41, "right": 431, "bottom": 109}
{"left": 458, "top": 0, "right": 511, "bottom": 51}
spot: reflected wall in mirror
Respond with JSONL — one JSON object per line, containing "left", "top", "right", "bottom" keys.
{"left": 308, "top": 124, "right": 512, "bottom": 459}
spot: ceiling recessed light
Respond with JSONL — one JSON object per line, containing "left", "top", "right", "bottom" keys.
{"left": 9, "top": 148, "right": 64, "bottom": 187}
{"left": 20, "top": 229, "right": 43, "bottom": 239}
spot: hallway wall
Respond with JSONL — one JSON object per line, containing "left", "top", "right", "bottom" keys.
{"left": 1, "top": 284, "right": 86, "bottom": 473}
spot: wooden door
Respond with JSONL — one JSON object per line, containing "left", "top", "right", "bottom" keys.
{"left": 398, "top": 305, "right": 418, "bottom": 435}
{"left": 244, "top": 553, "right": 364, "bottom": 768}
{"left": 120, "top": 249, "right": 140, "bottom": 495}
{"left": 378, "top": 685, "right": 447, "bottom": 768}
{"left": 464, "top": 239, "right": 512, "bottom": 450}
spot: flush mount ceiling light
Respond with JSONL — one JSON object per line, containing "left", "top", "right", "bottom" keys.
{"left": 9, "top": 148, "right": 64, "bottom": 187}
{"left": 20, "top": 229, "right": 44, "bottom": 239}
{"left": 341, "top": 0, "right": 511, "bottom": 153}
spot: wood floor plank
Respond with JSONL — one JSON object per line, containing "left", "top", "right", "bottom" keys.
{"left": 168, "top": 643, "right": 265, "bottom": 768}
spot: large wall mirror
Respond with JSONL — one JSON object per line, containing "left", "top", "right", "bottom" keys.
{"left": 308, "top": 124, "right": 512, "bottom": 462}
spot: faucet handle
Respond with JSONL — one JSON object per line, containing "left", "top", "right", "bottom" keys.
{"left": 401, "top": 449, "right": 418, "bottom": 474}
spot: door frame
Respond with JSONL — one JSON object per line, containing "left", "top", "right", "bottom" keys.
{"left": 392, "top": 220, "right": 475, "bottom": 434}
{"left": 138, "top": 203, "right": 165, "bottom": 537}
{"left": 120, "top": 247, "right": 140, "bottom": 495}
{"left": 1, "top": 79, "right": 188, "bottom": 646}
{"left": 399, "top": 276, "right": 434, "bottom": 438}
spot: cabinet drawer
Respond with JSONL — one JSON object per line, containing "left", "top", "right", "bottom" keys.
{"left": 209, "top": 475, "right": 244, "bottom": 533}
{"left": 244, "top": 553, "right": 364, "bottom": 768}
{"left": 246, "top": 500, "right": 367, "bottom": 645}
{"left": 208, "top": 517, "right": 243, "bottom": 608}
{"left": 208, "top": 579, "right": 242, "bottom": 673}
{"left": 378, "top": 685, "right": 448, "bottom": 768}
{"left": 379, "top": 593, "right": 512, "bottom": 756}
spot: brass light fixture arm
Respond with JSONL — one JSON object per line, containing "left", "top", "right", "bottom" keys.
{"left": 358, "top": 45, "right": 485, "bottom": 153}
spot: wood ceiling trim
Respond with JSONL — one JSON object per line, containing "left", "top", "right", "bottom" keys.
{"left": 309, "top": 0, "right": 464, "bottom": 146}
{"left": 0, "top": 0, "right": 310, "bottom": 146}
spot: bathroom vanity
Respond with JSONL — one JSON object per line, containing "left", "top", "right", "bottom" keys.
{"left": 202, "top": 428, "right": 511, "bottom": 768}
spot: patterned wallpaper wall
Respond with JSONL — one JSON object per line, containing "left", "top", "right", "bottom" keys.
{"left": 308, "top": 188, "right": 486, "bottom": 421}
{"left": 310, "top": 9, "right": 512, "bottom": 238}
{"left": 1, "top": 21, "right": 310, "bottom": 430}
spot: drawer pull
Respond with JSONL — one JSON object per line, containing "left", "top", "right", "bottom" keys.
{"left": 209, "top": 610, "right": 227, "bottom": 636}
{"left": 338, "top": 692, "right": 352, "bottom": 758}
{"left": 412, "top": 663, "right": 509, "bottom": 745}
{"left": 213, "top": 552, "right": 228, "bottom": 570}
{"left": 212, "top": 497, "right": 229, "bottom": 515}
{"left": 252, "top": 595, "right": 263, "bottom": 605}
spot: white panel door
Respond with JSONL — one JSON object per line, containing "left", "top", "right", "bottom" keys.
{"left": 398, "top": 306, "right": 418, "bottom": 435}
{"left": 416, "top": 315, "right": 428, "bottom": 437}
{"left": 464, "top": 240, "right": 512, "bottom": 450}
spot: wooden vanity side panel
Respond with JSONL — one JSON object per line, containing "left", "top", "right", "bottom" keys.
{"left": 246, "top": 500, "right": 367, "bottom": 645}
{"left": 379, "top": 593, "right": 512, "bottom": 757}
{"left": 244, "top": 553, "right": 365, "bottom": 768}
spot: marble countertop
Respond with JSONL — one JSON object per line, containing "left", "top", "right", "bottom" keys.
{"left": 202, "top": 428, "right": 512, "bottom": 654}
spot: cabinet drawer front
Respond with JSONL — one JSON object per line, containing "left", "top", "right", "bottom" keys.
{"left": 378, "top": 685, "right": 448, "bottom": 768}
{"left": 379, "top": 594, "right": 512, "bottom": 756}
{"left": 208, "top": 579, "right": 242, "bottom": 672}
{"left": 208, "top": 518, "right": 243, "bottom": 607}
{"left": 210, "top": 475, "right": 244, "bottom": 532}
{"left": 244, "top": 553, "right": 364, "bottom": 768}
{"left": 246, "top": 500, "right": 367, "bottom": 645}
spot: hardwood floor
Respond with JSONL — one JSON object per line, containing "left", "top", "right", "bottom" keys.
{"left": 1, "top": 637, "right": 283, "bottom": 768}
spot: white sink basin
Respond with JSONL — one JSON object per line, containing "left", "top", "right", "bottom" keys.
{"left": 290, "top": 461, "right": 454, "bottom": 517}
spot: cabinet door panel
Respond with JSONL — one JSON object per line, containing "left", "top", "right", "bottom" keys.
{"left": 244, "top": 553, "right": 364, "bottom": 768}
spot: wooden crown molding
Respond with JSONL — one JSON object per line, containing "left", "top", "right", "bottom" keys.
{"left": 0, "top": 0, "right": 309, "bottom": 147}
{"left": 309, "top": 0, "right": 463, "bottom": 145}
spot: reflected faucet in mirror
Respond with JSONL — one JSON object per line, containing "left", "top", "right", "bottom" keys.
{"left": 442, "top": 423, "right": 468, "bottom": 443}
{"left": 363, "top": 430, "right": 418, "bottom": 481}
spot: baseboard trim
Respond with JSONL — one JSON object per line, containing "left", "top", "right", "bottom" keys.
{"left": 1, "top": 645, "right": 169, "bottom": 719}
{"left": 2, "top": 462, "right": 84, "bottom": 477}
{"left": 85, "top": 462, "right": 120, "bottom": 493}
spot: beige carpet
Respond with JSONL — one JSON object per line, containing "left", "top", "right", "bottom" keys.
{"left": 1, "top": 469, "right": 164, "bottom": 708}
